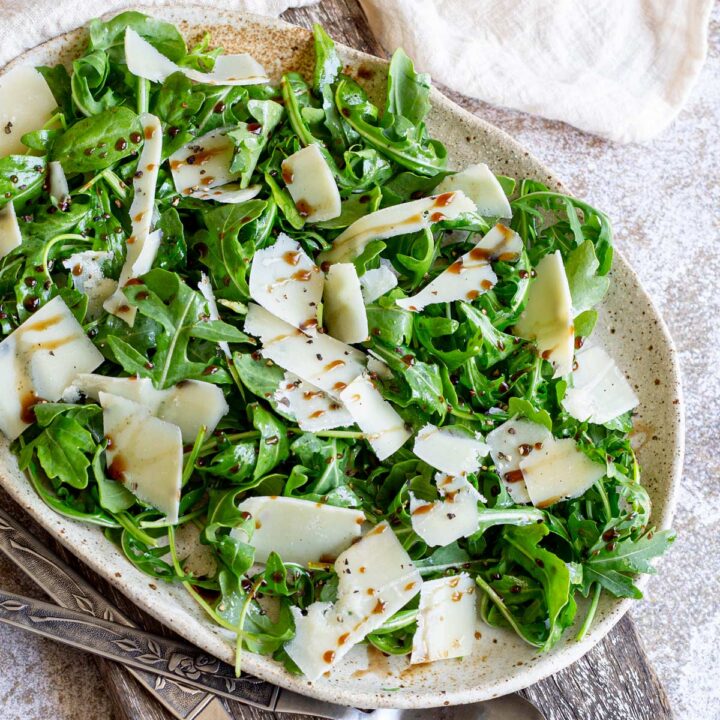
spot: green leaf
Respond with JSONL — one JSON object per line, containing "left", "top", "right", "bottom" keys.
{"left": 203, "top": 442, "right": 258, "bottom": 485}
{"left": 194, "top": 200, "right": 267, "bottom": 300}
{"left": 93, "top": 446, "right": 136, "bottom": 513}
{"left": 573, "top": 309, "right": 598, "bottom": 338}
{"left": 582, "top": 566, "right": 642, "bottom": 599}
{"left": 155, "top": 207, "right": 187, "bottom": 271}
{"left": 228, "top": 100, "right": 284, "bottom": 187}
{"left": 507, "top": 397, "right": 553, "bottom": 432}
{"left": 385, "top": 48, "right": 431, "bottom": 126}
{"left": 504, "top": 523, "right": 574, "bottom": 650}
{"left": 88, "top": 11, "right": 186, "bottom": 60}
{"left": 250, "top": 403, "right": 289, "bottom": 480}
{"left": 586, "top": 530, "right": 675, "bottom": 575}
{"left": 116, "top": 269, "right": 250, "bottom": 387}
{"left": 35, "top": 415, "right": 97, "bottom": 489}
{"left": 335, "top": 77, "right": 446, "bottom": 176}
{"left": 51, "top": 107, "right": 143, "bottom": 174}
{"left": 37, "top": 65, "right": 74, "bottom": 120}
{"left": 71, "top": 50, "right": 118, "bottom": 117}
{"left": 566, "top": 240, "right": 610, "bottom": 314}
{"left": 0, "top": 156, "right": 47, "bottom": 207}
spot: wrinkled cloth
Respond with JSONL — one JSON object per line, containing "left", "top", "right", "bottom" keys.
{"left": 0, "top": 0, "right": 713, "bottom": 143}
{"left": 358, "top": 0, "right": 714, "bottom": 143}
{"left": 0, "top": 0, "right": 315, "bottom": 68}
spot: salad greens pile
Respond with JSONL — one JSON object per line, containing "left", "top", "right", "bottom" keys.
{"left": 0, "top": 12, "right": 674, "bottom": 676}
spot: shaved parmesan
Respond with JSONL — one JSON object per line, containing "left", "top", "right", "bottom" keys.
{"left": 413, "top": 424, "right": 489, "bottom": 476}
{"left": 411, "top": 574, "right": 477, "bottom": 664}
{"left": 513, "top": 250, "right": 574, "bottom": 378}
{"left": 64, "top": 374, "right": 228, "bottom": 443}
{"left": 397, "top": 223, "right": 522, "bottom": 312}
{"left": 359, "top": 261, "right": 397, "bottom": 303}
{"left": 244, "top": 304, "right": 366, "bottom": 399}
{"left": 520, "top": 438, "right": 605, "bottom": 508}
{"left": 275, "top": 372, "right": 352, "bottom": 432}
{"left": 100, "top": 392, "right": 182, "bottom": 524}
{"left": 339, "top": 374, "right": 411, "bottom": 460}
{"left": 323, "top": 263, "right": 369, "bottom": 344}
{"left": 562, "top": 346, "right": 639, "bottom": 425}
{"left": 156, "top": 381, "right": 229, "bottom": 443}
{"left": 486, "top": 418, "right": 553, "bottom": 504}
{"left": 186, "top": 184, "right": 261, "bottom": 204}
{"left": 0, "top": 297, "right": 103, "bottom": 440}
{"left": 436, "top": 163, "right": 512, "bottom": 218}
{"left": 285, "top": 522, "right": 420, "bottom": 680}
{"left": 48, "top": 161, "right": 69, "bottom": 203}
{"left": 103, "top": 229, "right": 162, "bottom": 325}
{"left": 0, "top": 66, "right": 57, "bottom": 156}
{"left": 0, "top": 201, "right": 22, "bottom": 260}
{"left": 169, "top": 128, "right": 239, "bottom": 196}
{"left": 125, "top": 29, "right": 268, "bottom": 86}
{"left": 232, "top": 496, "right": 365, "bottom": 565}
{"left": 282, "top": 145, "right": 341, "bottom": 223}
{"left": 410, "top": 473, "right": 483, "bottom": 546}
{"left": 198, "top": 273, "right": 230, "bottom": 359}
{"left": 249, "top": 234, "right": 323, "bottom": 334}
{"left": 318, "top": 191, "right": 476, "bottom": 264}
{"left": 62, "top": 251, "right": 115, "bottom": 319}
{"left": 104, "top": 113, "right": 163, "bottom": 325}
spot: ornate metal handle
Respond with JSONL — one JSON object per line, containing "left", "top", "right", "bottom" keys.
{"left": 0, "top": 507, "right": 278, "bottom": 717}
{"left": 0, "top": 587, "right": 279, "bottom": 708}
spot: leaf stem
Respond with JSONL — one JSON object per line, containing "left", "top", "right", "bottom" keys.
{"left": 576, "top": 582, "right": 602, "bottom": 641}
{"left": 235, "top": 578, "right": 263, "bottom": 677}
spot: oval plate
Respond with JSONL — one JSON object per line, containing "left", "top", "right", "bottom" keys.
{"left": 0, "top": 6, "right": 683, "bottom": 709}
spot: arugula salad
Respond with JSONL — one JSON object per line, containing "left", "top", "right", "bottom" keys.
{"left": 0, "top": 12, "right": 674, "bottom": 679}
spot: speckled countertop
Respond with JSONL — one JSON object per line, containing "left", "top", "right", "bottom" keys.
{"left": 0, "top": 6, "right": 718, "bottom": 720}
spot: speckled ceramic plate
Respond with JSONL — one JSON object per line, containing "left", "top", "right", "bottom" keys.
{"left": 0, "top": 6, "right": 684, "bottom": 709}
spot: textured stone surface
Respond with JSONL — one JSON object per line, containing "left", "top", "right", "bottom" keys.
{"left": 0, "top": 4, "right": 717, "bottom": 719}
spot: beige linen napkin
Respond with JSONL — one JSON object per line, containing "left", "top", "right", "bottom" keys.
{"left": 358, "top": 0, "right": 714, "bottom": 143}
{"left": 0, "top": 0, "right": 314, "bottom": 68}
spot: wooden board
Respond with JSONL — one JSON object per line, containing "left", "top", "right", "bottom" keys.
{"left": 0, "top": 2, "right": 674, "bottom": 719}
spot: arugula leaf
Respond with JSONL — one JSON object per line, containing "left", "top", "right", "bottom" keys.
{"left": 504, "top": 523, "right": 574, "bottom": 650}
{"left": 71, "top": 51, "right": 118, "bottom": 117}
{"left": 507, "top": 397, "right": 553, "bottom": 431}
{"left": 32, "top": 411, "right": 99, "bottom": 489}
{"left": 88, "top": 11, "right": 186, "bottom": 60}
{"left": 385, "top": 49, "right": 431, "bottom": 126}
{"left": 566, "top": 240, "right": 610, "bottom": 314}
{"left": 51, "top": 107, "right": 143, "bottom": 174}
{"left": 93, "top": 446, "right": 136, "bottom": 513}
{"left": 0, "top": 156, "right": 47, "bottom": 206}
{"left": 335, "top": 77, "right": 447, "bottom": 176}
{"left": 193, "top": 201, "right": 267, "bottom": 300}
{"left": 250, "top": 403, "right": 289, "bottom": 480}
{"left": 109, "top": 269, "right": 250, "bottom": 387}
{"left": 228, "top": 100, "right": 284, "bottom": 187}
{"left": 585, "top": 530, "right": 675, "bottom": 575}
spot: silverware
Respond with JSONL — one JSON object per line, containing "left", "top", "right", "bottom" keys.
{"left": 0, "top": 507, "right": 544, "bottom": 719}
{"left": 0, "top": 506, "right": 236, "bottom": 720}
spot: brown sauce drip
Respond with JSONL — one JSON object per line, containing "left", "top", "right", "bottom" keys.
{"left": 281, "top": 165, "right": 294, "bottom": 184}
{"left": 504, "top": 469, "right": 524, "bottom": 483}
{"left": 412, "top": 503, "right": 433, "bottom": 515}
{"left": 448, "top": 259, "right": 464, "bottom": 274}
{"left": 324, "top": 359, "right": 345, "bottom": 371}
{"left": 292, "top": 269, "right": 313, "bottom": 282}
{"left": 283, "top": 250, "right": 300, "bottom": 266}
